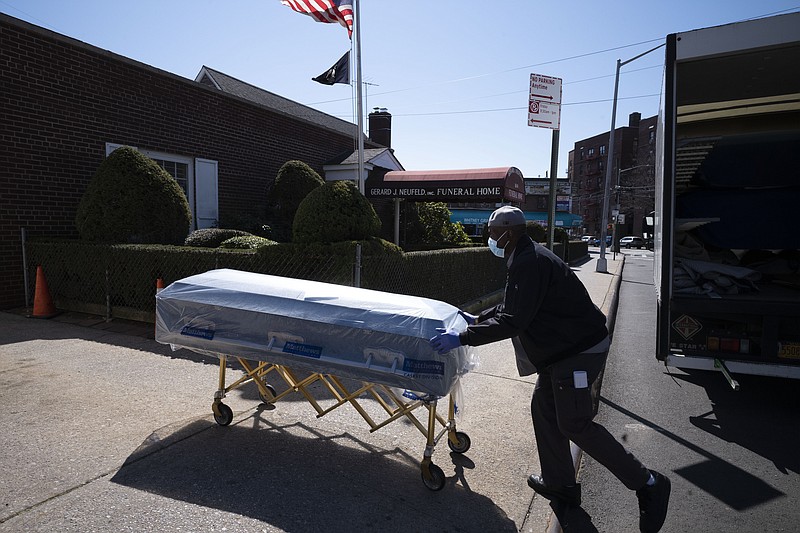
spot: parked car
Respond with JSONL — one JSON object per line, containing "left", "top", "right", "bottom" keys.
{"left": 581, "top": 235, "right": 597, "bottom": 245}
{"left": 620, "top": 235, "right": 645, "bottom": 248}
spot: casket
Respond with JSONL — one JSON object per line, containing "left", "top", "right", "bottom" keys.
{"left": 155, "top": 269, "right": 473, "bottom": 397}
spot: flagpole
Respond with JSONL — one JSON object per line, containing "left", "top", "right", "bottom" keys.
{"left": 354, "top": 0, "right": 365, "bottom": 194}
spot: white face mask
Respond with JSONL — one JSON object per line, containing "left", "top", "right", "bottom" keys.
{"left": 487, "top": 231, "right": 508, "bottom": 258}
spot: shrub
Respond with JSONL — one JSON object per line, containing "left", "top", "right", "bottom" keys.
{"left": 416, "top": 202, "right": 472, "bottom": 246}
{"left": 293, "top": 181, "right": 381, "bottom": 243}
{"left": 554, "top": 226, "right": 570, "bottom": 244}
{"left": 525, "top": 221, "right": 547, "bottom": 242}
{"left": 268, "top": 160, "right": 325, "bottom": 231}
{"left": 184, "top": 228, "right": 251, "bottom": 248}
{"left": 219, "top": 235, "right": 277, "bottom": 249}
{"left": 75, "top": 146, "right": 191, "bottom": 244}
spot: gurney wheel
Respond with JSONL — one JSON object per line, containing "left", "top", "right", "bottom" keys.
{"left": 213, "top": 403, "right": 233, "bottom": 426}
{"left": 421, "top": 463, "right": 446, "bottom": 491}
{"left": 258, "top": 384, "right": 277, "bottom": 404}
{"left": 447, "top": 431, "right": 471, "bottom": 454}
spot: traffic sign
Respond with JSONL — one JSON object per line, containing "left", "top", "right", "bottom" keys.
{"left": 527, "top": 100, "right": 561, "bottom": 129}
{"left": 528, "top": 73, "right": 562, "bottom": 130}
{"left": 529, "top": 74, "right": 562, "bottom": 104}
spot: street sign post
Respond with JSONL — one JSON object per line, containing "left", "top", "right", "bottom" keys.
{"left": 528, "top": 73, "right": 562, "bottom": 129}
{"left": 528, "top": 73, "right": 563, "bottom": 249}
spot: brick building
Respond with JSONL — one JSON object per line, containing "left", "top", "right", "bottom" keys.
{"left": 568, "top": 112, "right": 657, "bottom": 237}
{"left": 0, "top": 14, "right": 387, "bottom": 310}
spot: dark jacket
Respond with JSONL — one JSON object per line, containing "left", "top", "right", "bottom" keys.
{"left": 459, "top": 235, "right": 608, "bottom": 370}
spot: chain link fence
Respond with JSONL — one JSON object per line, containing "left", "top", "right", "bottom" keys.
{"left": 24, "top": 239, "right": 506, "bottom": 322}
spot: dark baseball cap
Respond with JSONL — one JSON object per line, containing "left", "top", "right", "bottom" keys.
{"left": 488, "top": 206, "right": 526, "bottom": 228}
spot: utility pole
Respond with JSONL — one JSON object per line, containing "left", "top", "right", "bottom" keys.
{"left": 597, "top": 43, "right": 664, "bottom": 273}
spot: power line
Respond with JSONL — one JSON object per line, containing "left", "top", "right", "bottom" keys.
{"left": 326, "top": 93, "right": 661, "bottom": 119}
{"left": 309, "top": 6, "right": 800, "bottom": 108}
{"left": 309, "top": 42, "right": 665, "bottom": 107}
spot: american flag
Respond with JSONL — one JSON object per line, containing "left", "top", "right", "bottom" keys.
{"left": 280, "top": 1, "right": 354, "bottom": 39}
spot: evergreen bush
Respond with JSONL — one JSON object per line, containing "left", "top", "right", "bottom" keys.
{"left": 525, "top": 221, "right": 547, "bottom": 242}
{"left": 268, "top": 160, "right": 325, "bottom": 240}
{"left": 75, "top": 146, "right": 191, "bottom": 244}
{"left": 416, "top": 202, "right": 472, "bottom": 245}
{"left": 293, "top": 180, "right": 381, "bottom": 243}
{"left": 219, "top": 235, "right": 277, "bottom": 249}
{"left": 185, "top": 228, "right": 252, "bottom": 248}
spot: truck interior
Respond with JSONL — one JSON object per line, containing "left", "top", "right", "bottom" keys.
{"left": 664, "top": 40, "right": 800, "bottom": 370}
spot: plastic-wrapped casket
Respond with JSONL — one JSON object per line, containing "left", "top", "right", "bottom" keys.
{"left": 155, "top": 269, "right": 473, "bottom": 397}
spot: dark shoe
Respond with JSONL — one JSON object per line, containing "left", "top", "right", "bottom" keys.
{"left": 527, "top": 474, "right": 581, "bottom": 506}
{"left": 636, "top": 470, "right": 671, "bottom": 533}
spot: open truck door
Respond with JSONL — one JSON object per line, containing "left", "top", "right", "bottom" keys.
{"left": 654, "top": 12, "right": 800, "bottom": 388}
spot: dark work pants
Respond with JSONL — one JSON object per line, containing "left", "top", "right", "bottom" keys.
{"left": 531, "top": 350, "right": 650, "bottom": 491}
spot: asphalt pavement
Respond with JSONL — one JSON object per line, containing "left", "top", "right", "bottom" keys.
{"left": 0, "top": 252, "right": 623, "bottom": 533}
{"left": 577, "top": 251, "right": 800, "bottom": 533}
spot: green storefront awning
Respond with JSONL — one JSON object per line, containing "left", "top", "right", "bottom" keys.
{"left": 449, "top": 209, "right": 583, "bottom": 228}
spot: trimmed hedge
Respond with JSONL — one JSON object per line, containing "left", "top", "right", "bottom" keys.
{"left": 75, "top": 147, "right": 191, "bottom": 244}
{"left": 25, "top": 238, "right": 506, "bottom": 320}
{"left": 293, "top": 181, "right": 381, "bottom": 243}
{"left": 219, "top": 235, "right": 277, "bottom": 249}
{"left": 184, "top": 228, "right": 252, "bottom": 248}
{"left": 269, "top": 160, "right": 325, "bottom": 225}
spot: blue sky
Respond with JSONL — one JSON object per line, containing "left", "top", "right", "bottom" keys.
{"left": 2, "top": 1, "right": 799, "bottom": 178}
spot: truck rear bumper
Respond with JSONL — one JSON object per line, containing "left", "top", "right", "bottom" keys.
{"left": 665, "top": 354, "right": 800, "bottom": 380}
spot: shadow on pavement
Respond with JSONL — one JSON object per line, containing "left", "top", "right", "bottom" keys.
{"left": 111, "top": 410, "right": 517, "bottom": 532}
{"left": 550, "top": 500, "right": 599, "bottom": 532}
{"left": 600, "top": 375, "right": 791, "bottom": 511}
{"left": 667, "top": 369, "right": 800, "bottom": 476}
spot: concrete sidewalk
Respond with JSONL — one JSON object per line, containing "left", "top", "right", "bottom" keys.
{"left": 0, "top": 254, "right": 622, "bottom": 533}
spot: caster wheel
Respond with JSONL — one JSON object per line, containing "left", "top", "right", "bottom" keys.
{"left": 213, "top": 403, "right": 233, "bottom": 426}
{"left": 258, "top": 384, "right": 277, "bottom": 404}
{"left": 447, "top": 431, "right": 471, "bottom": 454}
{"left": 421, "top": 462, "right": 446, "bottom": 491}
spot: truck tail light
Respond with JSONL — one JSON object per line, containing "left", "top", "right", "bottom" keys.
{"left": 708, "top": 336, "right": 750, "bottom": 354}
{"left": 707, "top": 336, "right": 719, "bottom": 351}
{"left": 719, "top": 338, "right": 740, "bottom": 352}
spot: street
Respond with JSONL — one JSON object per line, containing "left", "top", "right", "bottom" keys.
{"left": 566, "top": 250, "right": 800, "bottom": 532}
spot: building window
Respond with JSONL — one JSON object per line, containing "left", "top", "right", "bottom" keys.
{"left": 153, "top": 159, "right": 189, "bottom": 195}
{"left": 600, "top": 145, "right": 606, "bottom": 155}
{"left": 588, "top": 147, "right": 595, "bottom": 157}
{"left": 105, "top": 142, "right": 218, "bottom": 230}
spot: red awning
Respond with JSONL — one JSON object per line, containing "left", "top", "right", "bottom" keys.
{"left": 366, "top": 166, "right": 525, "bottom": 204}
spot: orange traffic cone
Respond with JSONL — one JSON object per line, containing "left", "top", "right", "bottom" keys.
{"left": 30, "top": 265, "right": 59, "bottom": 318}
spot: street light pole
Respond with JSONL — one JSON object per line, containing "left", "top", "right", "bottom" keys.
{"left": 596, "top": 43, "right": 664, "bottom": 273}
{"left": 613, "top": 164, "right": 651, "bottom": 255}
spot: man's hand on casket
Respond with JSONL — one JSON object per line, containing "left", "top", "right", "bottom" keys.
{"left": 430, "top": 328, "right": 461, "bottom": 354}
{"left": 458, "top": 310, "right": 478, "bottom": 325}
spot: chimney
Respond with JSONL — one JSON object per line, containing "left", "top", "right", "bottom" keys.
{"left": 628, "top": 112, "right": 641, "bottom": 128}
{"left": 368, "top": 107, "right": 391, "bottom": 148}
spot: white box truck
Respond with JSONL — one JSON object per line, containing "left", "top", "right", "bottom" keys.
{"left": 654, "top": 12, "right": 800, "bottom": 388}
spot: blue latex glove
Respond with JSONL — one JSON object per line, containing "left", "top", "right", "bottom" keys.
{"left": 429, "top": 328, "right": 461, "bottom": 355}
{"left": 458, "top": 310, "right": 478, "bottom": 325}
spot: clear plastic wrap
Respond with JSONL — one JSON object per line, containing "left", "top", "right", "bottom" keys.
{"left": 155, "top": 269, "right": 476, "bottom": 397}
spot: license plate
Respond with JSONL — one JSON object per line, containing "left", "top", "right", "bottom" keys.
{"left": 778, "top": 342, "right": 800, "bottom": 359}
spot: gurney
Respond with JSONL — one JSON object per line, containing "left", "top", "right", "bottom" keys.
{"left": 155, "top": 269, "right": 475, "bottom": 490}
